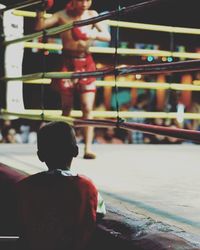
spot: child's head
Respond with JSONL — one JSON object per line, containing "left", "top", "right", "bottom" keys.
{"left": 37, "top": 122, "right": 78, "bottom": 168}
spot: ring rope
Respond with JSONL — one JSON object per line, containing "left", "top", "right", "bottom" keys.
{"left": 23, "top": 42, "right": 200, "bottom": 60}
{"left": 22, "top": 80, "right": 200, "bottom": 91}
{"left": 193, "top": 80, "right": 200, "bottom": 85}
{"left": 13, "top": 9, "right": 200, "bottom": 36}
{"left": 13, "top": 9, "right": 52, "bottom": 18}
{"left": 108, "top": 20, "right": 200, "bottom": 35}
{"left": 1, "top": 109, "right": 200, "bottom": 143}
{"left": 164, "top": 32, "right": 174, "bottom": 112}
{"left": 90, "top": 48, "right": 200, "bottom": 60}
{"left": 2, "top": 0, "right": 200, "bottom": 143}
{"left": 113, "top": 2, "right": 123, "bottom": 127}
{"left": 2, "top": 59, "right": 200, "bottom": 82}
{"left": 2, "top": 109, "right": 200, "bottom": 120}
{"left": 3, "top": 0, "right": 166, "bottom": 46}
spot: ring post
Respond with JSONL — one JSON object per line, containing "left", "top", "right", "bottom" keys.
{"left": 3, "top": 9, "right": 25, "bottom": 118}
{"left": 0, "top": 4, "right": 6, "bottom": 111}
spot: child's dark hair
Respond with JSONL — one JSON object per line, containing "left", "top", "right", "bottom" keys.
{"left": 37, "top": 122, "right": 78, "bottom": 162}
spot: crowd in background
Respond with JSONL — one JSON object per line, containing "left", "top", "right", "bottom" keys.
{"left": 1, "top": 90, "right": 200, "bottom": 145}
{"left": 1, "top": 72, "right": 200, "bottom": 145}
{"left": 0, "top": 118, "right": 197, "bottom": 145}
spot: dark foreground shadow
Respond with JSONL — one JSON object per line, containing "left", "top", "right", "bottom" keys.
{"left": 0, "top": 163, "right": 199, "bottom": 250}
{"left": 88, "top": 211, "right": 200, "bottom": 250}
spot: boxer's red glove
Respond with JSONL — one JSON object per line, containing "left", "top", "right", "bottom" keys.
{"left": 71, "top": 27, "right": 88, "bottom": 41}
{"left": 45, "top": 0, "right": 54, "bottom": 9}
{"left": 37, "top": 0, "right": 54, "bottom": 11}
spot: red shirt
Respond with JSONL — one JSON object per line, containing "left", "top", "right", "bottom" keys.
{"left": 17, "top": 169, "right": 98, "bottom": 250}
{"left": 0, "top": 163, "right": 26, "bottom": 235}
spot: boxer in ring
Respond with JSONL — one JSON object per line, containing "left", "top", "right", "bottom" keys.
{"left": 35, "top": 0, "right": 111, "bottom": 159}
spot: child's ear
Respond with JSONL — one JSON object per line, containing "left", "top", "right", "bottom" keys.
{"left": 37, "top": 150, "right": 45, "bottom": 162}
{"left": 72, "top": 145, "right": 79, "bottom": 158}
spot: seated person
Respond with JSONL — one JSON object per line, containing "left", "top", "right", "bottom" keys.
{"left": 16, "top": 122, "right": 106, "bottom": 250}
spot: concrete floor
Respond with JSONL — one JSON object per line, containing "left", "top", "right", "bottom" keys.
{"left": 1, "top": 143, "right": 200, "bottom": 245}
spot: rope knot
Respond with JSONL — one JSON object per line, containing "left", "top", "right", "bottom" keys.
{"left": 116, "top": 117, "right": 125, "bottom": 129}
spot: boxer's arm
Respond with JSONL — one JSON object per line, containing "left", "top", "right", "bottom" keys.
{"left": 72, "top": 11, "right": 111, "bottom": 42}
{"left": 35, "top": 0, "right": 60, "bottom": 31}
{"left": 35, "top": 11, "right": 60, "bottom": 31}
{"left": 90, "top": 11, "right": 111, "bottom": 42}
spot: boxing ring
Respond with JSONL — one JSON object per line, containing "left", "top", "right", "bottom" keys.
{"left": 1, "top": 0, "right": 200, "bottom": 249}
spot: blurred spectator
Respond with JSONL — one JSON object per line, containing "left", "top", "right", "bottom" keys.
{"left": 0, "top": 119, "right": 38, "bottom": 144}
{"left": 93, "top": 128, "right": 105, "bottom": 144}
{"left": 145, "top": 119, "right": 183, "bottom": 144}
{"left": 127, "top": 93, "right": 150, "bottom": 144}
{"left": 20, "top": 125, "right": 30, "bottom": 143}
{"left": 2, "top": 127, "right": 18, "bottom": 143}
{"left": 184, "top": 93, "right": 200, "bottom": 132}
{"left": 144, "top": 118, "right": 166, "bottom": 144}
{"left": 94, "top": 127, "right": 123, "bottom": 144}
{"left": 165, "top": 129, "right": 182, "bottom": 143}
{"left": 28, "top": 131, "right": 37, "bottom": 144}
{"left": 1, "top": 120, "right": 16, "bottom": 143}
{"left": 19, "top": 124, "right": 37, "bottom": 144}
{"left": 168, "top": 90, "right": 181, "bottom": 112}
{"left": 165, "top": 121, "right": 182, "bottom": 144}
{"left": 75, "top": 128, "right": 84, "bottom": 144}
